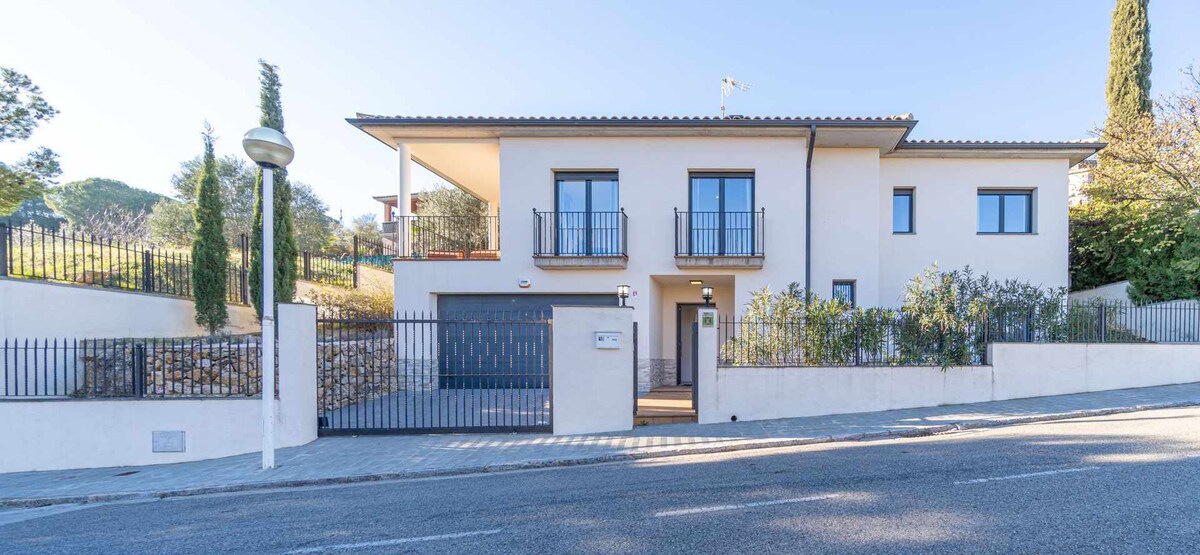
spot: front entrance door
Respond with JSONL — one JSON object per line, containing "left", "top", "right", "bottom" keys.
{"left": 677, "top": 303, "right": 709, "bottom": 385}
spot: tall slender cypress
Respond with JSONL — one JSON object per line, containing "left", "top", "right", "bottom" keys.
{"left": 1105, "top": 0, "right": 1152, "bottom": 128}
{"left": 191, "top": 124, "right": 229, "bottom": 334}
{"left": 250, "top": 60, "right": 299, "bottom": 319}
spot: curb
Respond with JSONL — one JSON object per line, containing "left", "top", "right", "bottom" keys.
{"left": 3, "top": 399, "right": 1197, "bottom": 509}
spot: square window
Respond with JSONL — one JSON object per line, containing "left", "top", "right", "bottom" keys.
{"left": 832, "top": 280, "right": 856, "bottom": 307}
{"left": 978, "top": 191, "right": 1032, "bottom": 234}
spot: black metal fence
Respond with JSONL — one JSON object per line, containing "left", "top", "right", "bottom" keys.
{"left": 355, "top": 235, "right": 399, "bottom": 272}
{"left": 719, "top": 301, "right": 1200, "bottom": 368}
{"left": 674, "top": 209, "right": 765, "bottom": 256}
{"left": 1, "top": 335, "right": 265, "bottom": 398}
{"left": 390, "top": 215, "right": 500, "bottom": 260}
{"left": 1, "top": 223, "right": 247, "bottom": 304}
{"left": 533, "top": 209, "right": 627, "bottom": 257}
{"left": 317, "top": 312, "right": 551, "bottom": 434}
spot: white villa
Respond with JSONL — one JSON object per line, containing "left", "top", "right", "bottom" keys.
{"left": 348, "top": 114, "right": 1103, "bottom": 391}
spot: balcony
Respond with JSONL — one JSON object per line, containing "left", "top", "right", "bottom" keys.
{"left": 532, "top": 209, "right": 628, "bottom": 269}
{"left": 394, "top": 215, "right": 500, "bottom": 260}
{"left": 673, "top": 209, "right": 765, "bottom": 269}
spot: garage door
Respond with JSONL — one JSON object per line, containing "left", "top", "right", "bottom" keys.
{"left": 437, "top": 294, "right": 618, "bottom": 388}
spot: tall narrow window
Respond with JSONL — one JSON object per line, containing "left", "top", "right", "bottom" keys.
{"left": 893, "top": 189, "right": 914, "bottom": 233}
{"left": 688, "top": 172, "right": 755, "bottom": 255}
{"left": 555, "top": 172, "right": 619, "bottom": 255}
{"left": 832, "top": 280, "right": 856, "bottom": 307}
{"left": 978, "top": 190, "right": 1033, "bottom": 234}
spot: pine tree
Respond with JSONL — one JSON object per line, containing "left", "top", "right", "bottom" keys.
{"left": 250, "top": 60, "right": 299, "bottom": 319}
{"left": 191, "top": 124, "right": 229, "bottom": 334}
{"left": 1105, "top": 0, "right": 1152, "bottom": 129}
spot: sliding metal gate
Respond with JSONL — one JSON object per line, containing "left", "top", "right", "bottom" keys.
{"left": 317, "top": 314, "right": 552, "bottom": 435}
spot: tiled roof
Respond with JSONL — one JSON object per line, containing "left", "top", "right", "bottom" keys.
{"left": 351, "top": 113, "right": 916, "bottom": 123}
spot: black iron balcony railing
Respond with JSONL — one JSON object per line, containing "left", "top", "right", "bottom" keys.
{"left": 393, "top": 215, "right": 500, "bottom": 260}
{"left": 674, "top": 208, "right": 765, "bottom": 256}
{"left": 533, "top": 209, "right": 627, "bottom": 257}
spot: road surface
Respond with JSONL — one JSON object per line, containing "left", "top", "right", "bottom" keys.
{"left": 3, "top": 406, "right": 1199, "bottom": 554}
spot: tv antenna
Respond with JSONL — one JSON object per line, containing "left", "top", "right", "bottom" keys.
{"left": 720, "top": 76, "right": 752, "bottom": 118}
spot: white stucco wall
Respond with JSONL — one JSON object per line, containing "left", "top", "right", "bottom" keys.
{"left": 701, "top": 343, "right": 1200, "bottom": 424}
{"left": 551, "top": 306, "right": 634, "bottom": 435}
{"left": 394, "top": 136, "right": 810, "bottom": 369}
{"left": 878, "top": 158, "right": 1070, "bottom": 305}
{"left": 811, "top": 148, "right": 881, "bottom": 305}
{"left": 0, "top": 304, "right": 317, "bottom": 473}
{"left": 0, "top": 278, "right": 260, "bottom": 338}
{"left": 393, "top": 138, "right": 1078, "bottom": 382}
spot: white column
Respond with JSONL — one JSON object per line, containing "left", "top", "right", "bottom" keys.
{"left": 397, "top": 143, "right": 413, "bottom": 256}
{"left": 261, "top": 166, "right": 276, "bottom": 470}
{"left": 695, "top": 308, "right": 720, "bottom": 424}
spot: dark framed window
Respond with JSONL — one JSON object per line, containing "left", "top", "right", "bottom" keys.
{"left": 978, "top": 190, "right": 1033, "bottom": 234}
{"left": 832, "top": 280, "right": 856, "bottom": 307}
{"left": 688, "top": 172, "right": 755, "bottom": 255}
{"left": 554, "top": 172, "right": 619, "bottom": 255}
{"left": 893, "top": 189, "right": 914, "bottom": 234}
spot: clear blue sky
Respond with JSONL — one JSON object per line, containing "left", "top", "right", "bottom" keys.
{"left": 2, "top": 0, "right": 1197, "bottom": 221}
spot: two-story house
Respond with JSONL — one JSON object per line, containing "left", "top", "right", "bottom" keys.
{"left": 348, "top": 114, "right": 1102, "bottom": 391}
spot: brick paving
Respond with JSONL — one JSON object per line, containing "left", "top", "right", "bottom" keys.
{"left": 3, "top": 382, "right": 1200, "bottom": 507}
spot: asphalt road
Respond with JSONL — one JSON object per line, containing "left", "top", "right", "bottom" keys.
{"left": 3, "top": 406, "right": 1200, "bottom": 554}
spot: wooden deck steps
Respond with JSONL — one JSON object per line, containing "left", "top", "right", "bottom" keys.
{"left": 636, "top": 386, "right": 697, "bottom": 425}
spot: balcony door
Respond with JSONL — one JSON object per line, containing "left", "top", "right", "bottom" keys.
{"left": 689, "top": 173, "right": 754, "bottom": 255}
{"left": 555, "top": 172, "right": 619, "bottom": 255}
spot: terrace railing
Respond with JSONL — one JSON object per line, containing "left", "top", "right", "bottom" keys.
{"left": 674, "top": 209, "right": 765, "bottom": 257}
{"left": 533, "top": 209, "right": 627, "bottom": 257}
{"left": 392, "top": 215, "right": 500, "bottom": 260}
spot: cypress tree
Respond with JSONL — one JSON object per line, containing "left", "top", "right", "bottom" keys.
{"left": 1105, "top": 0, "right": 1152, "bottom": 128}
{"left": 191, "top": 124, "right": 229, "bottom": 334}
{"left": 250, "top": 60, "right": 299, "bottom": 319}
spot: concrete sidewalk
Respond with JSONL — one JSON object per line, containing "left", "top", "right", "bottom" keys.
{"left": 4, "top": 382, "right": 1200, "bottom": 508}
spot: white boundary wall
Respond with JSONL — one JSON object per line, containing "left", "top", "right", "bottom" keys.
{"left": 0, "top": 304, "right": 317, "bottom": 473}
{"left": 698, "top": 317, "right": 1200, "bottom": 424}
{"left": 0, "top": 278, "right": 259, "bottom": 338}
{"left": 552, "top": 306, "right": 634, "bottom": 435}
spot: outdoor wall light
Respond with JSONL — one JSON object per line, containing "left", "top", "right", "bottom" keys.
{"left": 617, "top": 284, "right": 631, "bottom": 306}
{"left": 701, "top": 286, "right": 714, "bottom": 307}
{"left": 242, "top": 126, "right": 294, "bottom": 472}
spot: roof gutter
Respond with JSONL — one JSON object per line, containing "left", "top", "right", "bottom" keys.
{"left": 805, "top": 124, "right": 816, "bottom": 298}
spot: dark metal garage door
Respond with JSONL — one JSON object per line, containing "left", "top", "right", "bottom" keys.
{"left": 437, "top": 294, "right": 618, "bottom": 388}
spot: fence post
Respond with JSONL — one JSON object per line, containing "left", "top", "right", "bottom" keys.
{"left": 133, "top": 344, "right": 146, "bottom": 398}
{"left": 854, "top": 321, "right": 862, "bottom": 366}
{"left": 0, "top": 222, "right": 8, "bottom": 277}
{"left": 142, "top": 250, "right": 154, "bottom": 292}
{"left": 1098, "top": 304, "right": 1108, "bottom": 343}
{"left": 352, "top": 235, "right": 359, "bottom": 289}
{"left": 303, "top": 252, "right": 311, "bottom": 281}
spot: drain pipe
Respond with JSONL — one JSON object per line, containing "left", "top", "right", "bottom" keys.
{"left": 805, "top": 124, "right": 816, "bottom": 298}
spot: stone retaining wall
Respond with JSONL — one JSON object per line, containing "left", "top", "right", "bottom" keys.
{"left": 317, "top": 339, "right": 436, "bottom": 413}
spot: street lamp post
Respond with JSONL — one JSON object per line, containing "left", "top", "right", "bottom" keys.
{"left": 242, "top": 127, "right": 294, "bottom": 471}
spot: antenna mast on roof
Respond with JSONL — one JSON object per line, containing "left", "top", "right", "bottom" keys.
{"left": 720, "top": 76, "right": 752, "bottom": 119}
